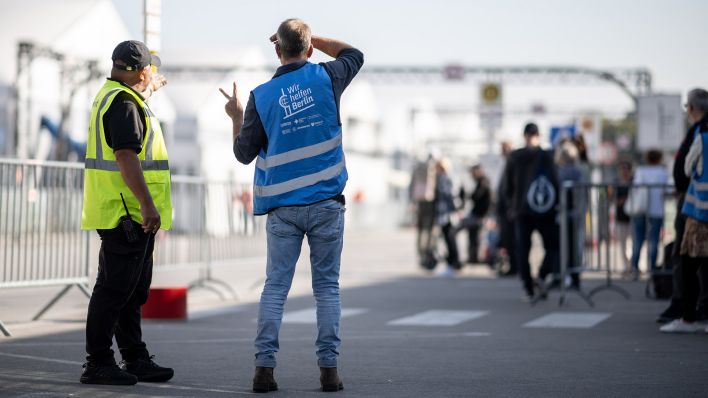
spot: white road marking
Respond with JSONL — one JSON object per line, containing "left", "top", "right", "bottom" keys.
{"left": 282, "top": 307, "right": 369, "bottom": 324}
{"left": 0, "top": 352, "right": 82, "bottom": 365}
{"left": 387, "top": 310, "right": 489, "bottom": 326}
{"left": 0, "top": 355, "right": 251, "bottom": 395}
{"left": 188, "top": 306, "right": 247, "bottom": 321}
{"left": 523, "top": 312, "right": 612, "bottom": 329}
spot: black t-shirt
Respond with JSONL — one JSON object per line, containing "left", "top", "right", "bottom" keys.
{"left": 616, "top": 185, "right": 630, "bottom": 222}
{"left": 101, "top": 79, "right": 146, "bottom": 153}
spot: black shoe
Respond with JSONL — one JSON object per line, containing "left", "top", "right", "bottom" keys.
{"left": 533, "top": 279, "right": 549, "bottom": 300}
{"left": 656, "top": 302, "right": 682, "bottom": 324}
{"left": 80, "top": 361, "right": 138, "bottom": 385}
{"left": 120, "top": 356, "right": 174, "bottom": 382}
{"left": 253, "top": 366, "right": 278, "bottom": 393}
{"left": 320, "top": 367, "right": 344, "bottom": 392}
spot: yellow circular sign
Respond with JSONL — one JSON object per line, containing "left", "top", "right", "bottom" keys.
{"left": 482, "top": 84, "right": 500, "bottom": 103}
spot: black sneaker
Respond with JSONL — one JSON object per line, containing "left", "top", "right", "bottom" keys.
{"left": 120, "top": 356, "right": 174, "bottom": 382}
{"left": 656, "top": 302, "right": 682, "bottom": 324}
{"left": 80, "top": 362, "right": 138, "bottom": 385}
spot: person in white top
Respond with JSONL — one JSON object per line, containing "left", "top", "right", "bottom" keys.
{"left": 629, "top": 150, "right": 669, "bottom": 277}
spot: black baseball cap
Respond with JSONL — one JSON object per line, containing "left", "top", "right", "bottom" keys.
{"left": 112, "top": 40, "right": 161, "bottom": 71}
{"left": 523, "top": 122, "right": 539, "bottom": 136}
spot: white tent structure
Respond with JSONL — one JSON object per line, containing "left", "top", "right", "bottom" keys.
{"left": 0, "top": 0, "right": 175, "bottom": 160}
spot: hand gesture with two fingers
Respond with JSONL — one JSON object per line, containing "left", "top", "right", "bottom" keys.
{"left": 219, "top": 82, "right": 243, "bottom": 120}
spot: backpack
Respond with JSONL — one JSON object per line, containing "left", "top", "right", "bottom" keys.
{"left": 525, "top": 151, "right": 557, "bottom": 215}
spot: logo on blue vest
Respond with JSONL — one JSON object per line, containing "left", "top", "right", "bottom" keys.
{"left": 279, "top": 83, "right": 315, "bottom": 119}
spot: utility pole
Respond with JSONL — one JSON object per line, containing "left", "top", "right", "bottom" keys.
{"left": 144, "top": 0, "right": 162, "bottom": 52}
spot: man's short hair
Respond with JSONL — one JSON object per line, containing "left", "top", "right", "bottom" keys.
{"left": 277, "top": 19, "right": 311, "bottom": 58}
{"left": 646, "top": 149, "right": 663, "bottom": 165}
{"left": 688, "top": 88, "right": 708, "bottom": 114}
{"left": 523, "top": 122, "right": 539, "bottom": 136}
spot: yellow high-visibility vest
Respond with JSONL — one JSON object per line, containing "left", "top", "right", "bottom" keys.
{"left": 81, "top": 79, "right": 172, "bottom": 230}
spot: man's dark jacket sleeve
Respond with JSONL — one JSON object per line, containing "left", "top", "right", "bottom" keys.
{"left": 233, "top": 93, "right": 267, "bottom": 165}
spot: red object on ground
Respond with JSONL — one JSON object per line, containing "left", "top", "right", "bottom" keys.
{"left": 142, "top": 287, "right": 188, "bottom": 320}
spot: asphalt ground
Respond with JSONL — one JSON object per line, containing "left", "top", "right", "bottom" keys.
{"left": 1, "top": 229, "right": 707, "bottom": 397}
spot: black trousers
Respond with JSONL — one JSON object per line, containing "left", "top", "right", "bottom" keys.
{"left": 514, "top": 214, "right": 560, "bottom": 293}
{"left": 467, "top": 223, "right": 481, "bottom": 263}
{"left": 498, "top": 215, "right": 517, "bottom": 274}
{"left": 668, "top": 198, "right": 708, "bottom": 317}
{"left": 681, "top": 256, "right": 708, "bottom": 322}
{"left": 86, "top": 222, "right": 154, "bottom": 364}
{"left": 441, "top": 222, "right": 461, "bottom": 269}
{"left": 415, "top": 201, "right": 436, "bottom": 261}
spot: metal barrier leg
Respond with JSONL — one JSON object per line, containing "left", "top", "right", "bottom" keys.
{"left": 77, "top": 283, "right": 92, "bottom": 298}
{"left": 186, "top": 262, "right": 239, "bottom": 301}
{"left": 0, "top": 320, "right": 11, "bottom": 337}
{"left": 249, "top": 276, "right": 266, "bottom": 291}
{"left": 32, "top": 285, "right": 73, "bottom": 321}
{"left": 205, "top": 279, "right": 239, "bottom": 301}
{"left": 589, "top": 281, "right": 631, "bottom": 300}
{"left": 188, "top": 280, "right": 227, "bottom": 301}
{"left": 588, "top": 265, "right": 631, "bottom": 299}
{"left": 564, "top": 285, "right": 595, "bottom": 307}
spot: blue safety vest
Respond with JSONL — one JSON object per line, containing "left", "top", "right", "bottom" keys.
{"left": 682, "top": 128, "right": 708, "bottom": 222}
{"left": 251, "top": 62, "right": 347, "bottom": 215}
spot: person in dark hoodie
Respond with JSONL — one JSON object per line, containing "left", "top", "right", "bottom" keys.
{"left": 503, "top": 122, "right": 560, "bottom": 301}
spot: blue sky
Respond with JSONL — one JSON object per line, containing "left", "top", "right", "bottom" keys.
{"left": 114, "top": 0, "right": 707, "bottom": 95}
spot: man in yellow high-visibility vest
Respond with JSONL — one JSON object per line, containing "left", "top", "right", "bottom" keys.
{"left": 80, "top": 40, "right": 173, "bottom": 386}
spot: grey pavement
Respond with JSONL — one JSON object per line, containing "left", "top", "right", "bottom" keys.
{"left": 1, "top": 228, "right": 707, "bottom": 397}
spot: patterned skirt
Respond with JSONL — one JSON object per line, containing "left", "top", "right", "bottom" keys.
{"left": 680, "top": 217, "right": 708, "bottom": 258}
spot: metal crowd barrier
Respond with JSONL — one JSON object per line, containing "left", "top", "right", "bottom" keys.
{"left": 0, "top": 159, "right": 90, "bottom": 336}
{"left": 153, "top": 176, "right": 262, "bottom": 300}
{"left": 558, "top": 182, "right": 675, "bottom": 307}
{"left": 0, "top": 158, "right": 260, "bottom": 336}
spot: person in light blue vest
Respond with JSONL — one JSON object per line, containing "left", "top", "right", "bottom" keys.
{"left": 220, "top": 19, "right": 363, "bottom": 393}
{"left": 661, "top": 88, "right": 708, "bottom": 334}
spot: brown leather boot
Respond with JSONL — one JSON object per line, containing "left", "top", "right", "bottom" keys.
{"left": 252, "top": 366, "right": 278, "bottom": 393}
{"left": 320, "top": 367, "right": 344, "bottom": 392}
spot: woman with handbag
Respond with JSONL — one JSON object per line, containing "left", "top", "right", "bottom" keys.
{"left": 628, "top": 150, "right": 669, "bottom": 280}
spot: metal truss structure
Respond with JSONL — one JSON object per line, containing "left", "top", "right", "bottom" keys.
{"left": 161, "top": 64, "right": 652, "bottom": 103}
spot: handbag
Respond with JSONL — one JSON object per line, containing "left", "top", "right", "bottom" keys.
{"left": 624, "top": 185, "right": 649, "bottom": 217}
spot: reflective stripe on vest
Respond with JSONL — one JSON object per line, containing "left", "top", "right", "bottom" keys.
{"left": 255, "top": 133, "right": 342, "bottom": 171}
{"left": 685, "top": 192, "right": 708, "bottom": 210}
{"left": 254, "top": 160, "right": 345, "bottom": 197}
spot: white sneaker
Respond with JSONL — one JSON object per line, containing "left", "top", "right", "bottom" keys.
{"left": 659, "top": 319, "right": 703, "bottom": 333}
{"left": 438, "top": 266, "right": 457, "bottom": 278}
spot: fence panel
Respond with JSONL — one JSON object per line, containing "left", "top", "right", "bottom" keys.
{"left": 0, "top": 158, "right": 260, "bottom": 335}
{"left": 559, "top": 182, "right": 675, "bottom": 306}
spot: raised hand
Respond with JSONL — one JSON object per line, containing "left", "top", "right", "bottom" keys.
{"left": 219, "top": 81, "right": 243, "bottom": 120}
{"left": 150, "top": 74, "right": 167, "bottom": 92}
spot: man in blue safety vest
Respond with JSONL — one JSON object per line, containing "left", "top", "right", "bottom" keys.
{"left": 220, "top": 19, "right": 363, "bottom": 393}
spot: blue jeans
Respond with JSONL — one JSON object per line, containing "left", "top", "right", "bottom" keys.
{"left": 630, "top": 216, "right": 663, "bottom": 272}
{"left": 255, "top": 199, "right": 345, "bottom": 368}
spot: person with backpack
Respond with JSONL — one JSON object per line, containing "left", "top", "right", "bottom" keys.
{"left": 502, "top": 122, "right": 560, "bottom": 301}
